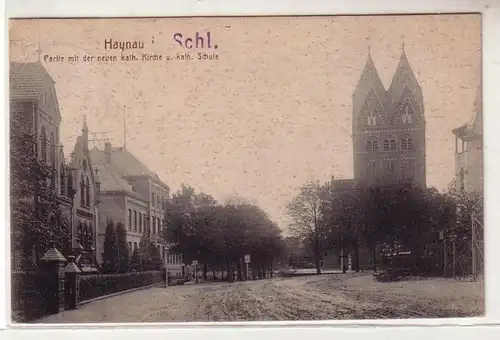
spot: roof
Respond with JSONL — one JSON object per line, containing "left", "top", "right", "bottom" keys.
{"left": 353, "top": 51, "right": 390, "bottom": 119}
{"left": 91, "top": 147, "right": 165, "bottom": 182}
{"left": 92, "top": 159, "right": 148, "bottom": 202}
{"left": 10, "top": 61, "right": 62, "bottom": 121}
{"left": 453, "top": 87, "right": 482, "bottom": 139}
{"left": 332, "top": 179, "right": 355, "bottom": 192}
{"left": 10, "top": 61, "right": 55, "bottom": 100}
{"left": 40, "top": 247, "right": 66, "bottom": 262}
{"left": 90, "top": 146, "right": 168, "bottom": 200}
{"left": 353, "top": 46, "right": 423, "bottom": 126}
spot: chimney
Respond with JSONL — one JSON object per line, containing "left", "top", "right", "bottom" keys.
{"left": 104, "top": 142, "right": 112, "bottom": 164}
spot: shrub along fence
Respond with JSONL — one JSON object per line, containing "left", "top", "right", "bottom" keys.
{"left": 79, "top": 270, "right": 165, "bottom": 302}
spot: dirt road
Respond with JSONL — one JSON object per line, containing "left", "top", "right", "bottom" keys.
{"left": 39, "top": 273, "right": 484, "bottom": 323}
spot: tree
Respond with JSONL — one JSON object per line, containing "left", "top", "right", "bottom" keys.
{"left": 102, "top": 220, "right": 118, "bottom": 273}
{"left": 164, "top": 184, "right": 285, "bottom": 282}
{"left": 286, "top": 181, "right": 327, "bottom": 275}
{"left": 115, "top": 222, "right": 130, "bottom": 273}
{"left": 130, "top": 248, "right": 143, "bottom": 272}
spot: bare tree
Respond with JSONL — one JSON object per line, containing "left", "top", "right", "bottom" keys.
{"left": 286, "top": 181, "right": 327, "bottom": 275}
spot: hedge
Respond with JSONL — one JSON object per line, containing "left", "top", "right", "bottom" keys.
{"left": 79, "top": 270, "right": 164, "bottom": 302}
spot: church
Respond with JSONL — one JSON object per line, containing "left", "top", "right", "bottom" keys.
{"left": 326, "top": 44, "right": 427, "bottom": 270}
{"left": 351, "top": 44, "right": 426, "bottom": 188}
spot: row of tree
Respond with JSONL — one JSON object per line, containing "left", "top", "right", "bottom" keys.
{"left": 286, "top": 179, "right": 483, "bottom": 275}
{"left": 101, "top": 220, "right": 163, "bottom": 274}
{"left": 163, "top": 185, "right": 285, "bottom": 281}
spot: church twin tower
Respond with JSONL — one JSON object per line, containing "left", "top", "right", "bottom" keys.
{"left": 351, "top": 45, "right": 426, "bottom": 188}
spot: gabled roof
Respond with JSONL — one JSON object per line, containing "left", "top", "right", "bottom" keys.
{"left": 10, "top": 61, "right": 61, "bottom": 121}
{"left": 353, "top": 45, "right": 424, "bottom": 128}
{"left": 332, "top": 179, "right": 355, "bottom": 192}
{"left": 387, "top": 47, "right": 424, "bottom": 119}
{"left": 90, "top": 146, "right": 168, "bottom": 191}
{"left": 353, "top": 51, "right": 390, "bottom": 118}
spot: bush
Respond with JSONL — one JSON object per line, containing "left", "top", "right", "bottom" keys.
{"left": 79, "top": 271, "right": 164, "bottom": 302}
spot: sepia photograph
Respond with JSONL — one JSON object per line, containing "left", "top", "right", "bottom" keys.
{"left": 8, "top": 14, "right": 484, "bottom": 324}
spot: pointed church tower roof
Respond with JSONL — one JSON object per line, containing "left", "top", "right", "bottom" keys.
{"left": 353, "top": 48, "right": 389, "bottom": 118}
{"left": 387, "top": 43, "right": 424, "bottom": 114}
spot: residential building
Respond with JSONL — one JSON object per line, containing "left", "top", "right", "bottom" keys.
{"left": 90, "top": 142, "right": 170, "bottom": 264}
{"left": 10, "top": 61, "right": 99, "bottom": 271}
{"left": 452, "top": 87, "right": 483, "bottom": 194}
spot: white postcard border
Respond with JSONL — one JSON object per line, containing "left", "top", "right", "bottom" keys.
{"left": 2, "top": 0, "right": 500, "bottom": 338}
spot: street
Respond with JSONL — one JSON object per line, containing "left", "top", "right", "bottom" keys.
{"left": 40, "top": 273, "right": 484, "bottom": 323}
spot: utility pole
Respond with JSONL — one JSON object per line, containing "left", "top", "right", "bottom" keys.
{"left": 471, "top": 211, "right": 477, "bottom": 280}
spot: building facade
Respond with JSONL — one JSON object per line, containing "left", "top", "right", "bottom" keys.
{"left": 352, "top": 46, "right": 426, "bottom": 188}
{"left": 452, "top": 87, "right": 483, "bottom": 194}
{"left": 90, "top": 142, "right": 170, "bottom": 264}
{"left": 10, "top": 61, "right": 99, "bottom": 270}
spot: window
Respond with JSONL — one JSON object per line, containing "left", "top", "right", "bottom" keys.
{"left": 367, "top": 108, "right": 377, "bottom": 126}
{"left": 80, "top": 174, "right": 85, "bottom": 206}
{"left": 67, "top": 171, "right": 73, "bottom": 196}
{"left": 365, "top": 136, "right": 379, "bottom": 152}
{"left": 139, "top": 212, "right": 142, "bottom": 233}
{"left": 59, "top": 164, "right": 66, "bottom": 196}
{"left": 85, "top": 177, "right": 90, "bottom": 206}
{"left": 402, "top": 105, "right": 413, "bottom": 124}
{"left": 134, "top": 211, "right": 137, "bottom": 231}
{"left": 152, "top": 217, "right": 156, "bottom": 234}
{"left": 152, "top": 192, "right": 156, "bottom": 207}
{"left": 401, "top": 136, "right": 415, "bottom": 152}
{"left": 128, "top": 242, "right": 132, "bottom": 253}
{"left": 143, "top": 215, "right": 148, "bottom": 233}
{"left": 40, "top": 126, "right": 47, "bottom": 162}
{"left": 157, "top": 217, "right": 161, "bottom": 234}
{"left": 128, "top": 209, "right": 132, "bottom": 231}
{"left": 384, "top": 136, "right": 397, "bottom": 151}
{"left": 133, "top": 242, "right": 137, "bottom": 251}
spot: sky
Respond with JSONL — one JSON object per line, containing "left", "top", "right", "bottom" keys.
{"left": 9, "top": 15, "right": 481, "bottom": 231}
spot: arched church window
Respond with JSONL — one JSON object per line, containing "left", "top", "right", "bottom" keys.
{"left": 365, "top": 136, "right": 379, "bottom": 152}
{"left": 407, "top": 138, "right": 414, "bottom": 151}
{"left": 85, "top": 177, "right": 90, "bottom": 206}
{"left": 80, "top": 174, "right": 85, "bottom": 206}
{"left": 401, "top": 136, "right": 415, "bottom": 152}
{"left": 67, "top": 171, "right": 73, "bottom": 196}
{"left": 40, "top": 126, "right": 47, "bottom": 162}
{"left": 60, "top": 163, "right": 66, "bottom": 196}
{"left": 402, "top": 105, "right": 413, "bottom": 124}
{"left": 384, "top": 136, "right": 397, "bottom": 151}
{"left": 367, "top": 108, "right": 377, "bottom": 126}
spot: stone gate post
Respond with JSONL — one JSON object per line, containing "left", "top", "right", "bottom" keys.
{"left": 40, "top": 247, "right": 67, "bottom": 315}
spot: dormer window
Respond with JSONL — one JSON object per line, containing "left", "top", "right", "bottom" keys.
{"left": 402, "top": 105, "right": 412, "bottom": 124}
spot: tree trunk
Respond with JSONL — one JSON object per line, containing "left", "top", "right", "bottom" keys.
{"left": 203, "top": 264, "right": 208, "bottom": 281}
{"left": 342, "top": 245, "right": 347, "bottom": 274}
{"left": 315, "top": 229, "right": 321, "bottom": 275}
{"left": 355, "top": 241, "right": 360, "bottom": 272}
{"left": 212, "top": 264, "right": 216, "bottom": 281}
{"left": 236, "top": 259, "right": 243, "bottom": 281}
{"left": 227, "top": 259, "right": 233, "bottom": 281}
{"left": 372, "top": 246, "right": 377, "bottom": 272}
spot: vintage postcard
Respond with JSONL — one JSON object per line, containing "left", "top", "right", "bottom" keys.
{"left": 8, "top": 14, "right": 484, "bottom": 324}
